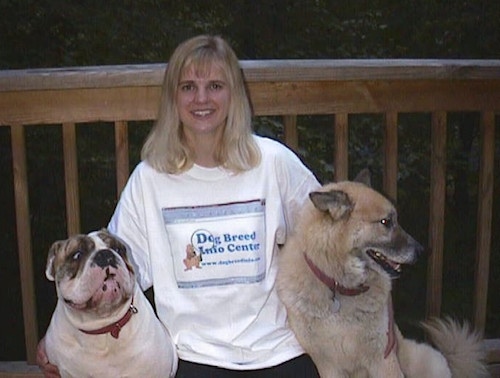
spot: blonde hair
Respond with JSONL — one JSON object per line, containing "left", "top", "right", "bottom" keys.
{"left": 141, "top": 35, "right": 261, "bottom": 173}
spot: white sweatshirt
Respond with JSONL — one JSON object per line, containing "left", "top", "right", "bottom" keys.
{"left": 108, "top": 135, "right": 320, "bottom": 369}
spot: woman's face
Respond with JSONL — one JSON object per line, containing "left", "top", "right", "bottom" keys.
{"left": 176, "top": 62, "right": 231, "bottom": 140}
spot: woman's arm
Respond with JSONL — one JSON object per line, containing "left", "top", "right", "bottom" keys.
{"left": 36, "top": 336, "right": 60, "bottom": 378}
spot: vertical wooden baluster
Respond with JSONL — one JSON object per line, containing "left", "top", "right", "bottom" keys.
{"left": 62, "top": 123, "right": 80, "bottom": 236}
{"left": 11, "top": 124, "right": 38, "bottom": 364}
{"left": 473, "top": 111, "right": 495, "bottom": 333}
{"left": 334, "top": 113, "right": 349, "bottom": 181}
{"left": 115, "top": 121, "right": 129, "bottom": 198}
{"left": 426, "top": 111, "right": 447, "bottom": 319}
{"left": 283, "top": 115, "right": 298, "bottom": 152}
{"left": 384, "top": 112, "right": 398, "bottom": 202}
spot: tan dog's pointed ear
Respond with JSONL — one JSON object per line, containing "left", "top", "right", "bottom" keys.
{"left": 309, "top": 190, "right": 354, "bottom": 221}
{"left": 354, "top": 168, "right": 371, "bottom": 187}
{"left": 46, "top": 240, "right": 64, "bottom": 281}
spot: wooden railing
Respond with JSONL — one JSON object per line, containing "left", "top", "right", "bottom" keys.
{"left": 1, "top": 60, "right": 499, "bottom": 376}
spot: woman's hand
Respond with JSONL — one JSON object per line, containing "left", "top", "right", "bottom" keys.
{"left": 36, "top": 337, "right": 60, "bottom": 378}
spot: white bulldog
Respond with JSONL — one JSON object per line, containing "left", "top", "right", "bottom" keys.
{"left": 44, "top": 229, "right": 177, "bottom": 378}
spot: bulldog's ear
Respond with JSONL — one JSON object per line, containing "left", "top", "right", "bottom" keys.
{"left": 354, "top": 168, "right": 371, "bottom": 187}
{"left": 309, "top": 189, "right": 354, "bottom": 221}
{"left": 46, "top": 240, "right": 63, "bottom": 281}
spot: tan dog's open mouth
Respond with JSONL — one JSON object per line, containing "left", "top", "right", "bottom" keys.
{"left": 366, "top": 249, "right": 403, "bottom": 278}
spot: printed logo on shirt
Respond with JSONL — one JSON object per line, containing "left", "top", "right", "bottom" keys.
{"left": 162, "top": 199, "right": 266, "bottom": 289}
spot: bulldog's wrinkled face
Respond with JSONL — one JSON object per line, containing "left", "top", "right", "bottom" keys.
{"left": 46, "top": 229, "right": 135, "bottom": 316}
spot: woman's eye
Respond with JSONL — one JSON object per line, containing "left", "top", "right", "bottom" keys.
{"left": 180, "top": 83, "right": 194, "bottom": 91}
{"left": 209, "top": 82, "right": 222, "bottom": 90}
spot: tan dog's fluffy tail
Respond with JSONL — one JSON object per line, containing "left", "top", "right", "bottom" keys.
{"left": 421, "top": 317, "right": 488, "bottom": 378}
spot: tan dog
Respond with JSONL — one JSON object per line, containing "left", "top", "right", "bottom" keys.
{"left": 277, "top": 171, "right": 487, "bottom": 377}
{"left": 44, "top": 229, "right": 177, "bottom": 378}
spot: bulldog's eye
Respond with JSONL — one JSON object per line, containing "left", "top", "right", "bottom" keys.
{"left": 113, "top": 245, "right": 127, "bottom": 257}
{"left": 72, "top": 250, "right": 83, "bottom": 261}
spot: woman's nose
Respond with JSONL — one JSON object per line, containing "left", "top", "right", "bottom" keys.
{"left": 194, "top": 87, "right": 208, "bottom": 103}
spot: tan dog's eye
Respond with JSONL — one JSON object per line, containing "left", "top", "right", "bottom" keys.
{"left": 380, "top": 218, "right": 393, "bottom": 228}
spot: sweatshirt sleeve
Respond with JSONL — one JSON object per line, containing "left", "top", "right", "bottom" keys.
{"left": 271, "top": 139, "right": 322, "bottom": 241}
{"left": 107, "top": 163, "right": 153, "bottom": 290}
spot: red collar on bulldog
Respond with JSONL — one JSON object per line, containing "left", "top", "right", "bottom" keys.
{"left": 79, "top": 299, "right": 138, "bottom": 339}
{"left": 303, "top": 252, "right": 369, "bottom": 296}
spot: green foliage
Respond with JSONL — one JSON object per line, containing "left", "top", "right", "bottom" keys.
{"left": 1, "top": 0, "right": 499, "bottom": 69}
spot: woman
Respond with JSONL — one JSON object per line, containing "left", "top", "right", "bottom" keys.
{"left": 38, "top": 35, "right": 321, "bottom": 377}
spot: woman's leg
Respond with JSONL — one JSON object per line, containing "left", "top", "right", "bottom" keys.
{"left": 175, "top": 355, "right": 319, "bottom": 378}
{"left": 255, "top": 354, "right": 320, "bottom": 378}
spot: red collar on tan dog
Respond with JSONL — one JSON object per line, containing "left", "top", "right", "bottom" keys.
{"left": 79, "top": 299, "right": 138, "bottom": 339}
{"left": 303, "top": 252, "right": 397, "bottom": 358}
{"left": 303, "top": 253, "right": 369, "bottom": 296}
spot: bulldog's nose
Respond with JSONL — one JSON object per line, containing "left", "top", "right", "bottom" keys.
{"left": 93, "top": 249, "right": 118, "bottom": 269}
